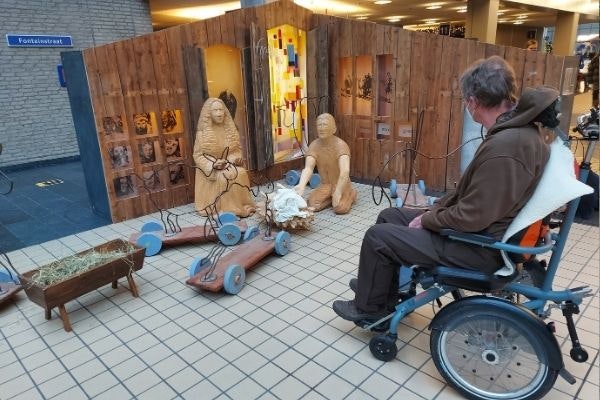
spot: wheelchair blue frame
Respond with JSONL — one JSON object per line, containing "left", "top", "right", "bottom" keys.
{"left": 362, "top": 129, "right": 597, "bottom": 399}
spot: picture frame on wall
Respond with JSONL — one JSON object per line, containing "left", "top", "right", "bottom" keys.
{"left": 132, "top": 112, "right": 158, "bottom": 136}
{"left": 113, "top": 174, "right": 138, "bottom": 199}
{"left": 138, "top": 140, "right": 159, "bottom": 164}
{"left": 168, "top": 162, "right": 186, "bottom": 186}
{"left": 101, "top": 115, "right": 126, "bottom": 141}
{"left": 107, "top": 142, "right": 132, "bottom": 170}
{"left": 160, "top": 109, "right": 183, "bottom": 134}
{"left": 140, "top": 168, "right": 164, "bottom": 193}
{"left": 164, "top": 136, "right": 184, "bottom": 161}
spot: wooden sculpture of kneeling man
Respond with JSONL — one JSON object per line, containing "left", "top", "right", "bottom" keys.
{"left": 295, "top": 113, "right": 356, "bottom": 214}
{"left": 193, "top": 98, "right": 255, "bottom": 217}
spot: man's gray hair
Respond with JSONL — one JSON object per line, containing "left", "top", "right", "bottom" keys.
{"left": 460, "top": 55, "right": 517, "bottom": 108}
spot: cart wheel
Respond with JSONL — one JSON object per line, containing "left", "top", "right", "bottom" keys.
{"left": 389, "top": 179, "right": 397, "bottom": 198}
{"left": 417, "top": 179, "right": 426, "bottom": 195}
{"left": 137, "top": 232, "right": 162, "bottom": 256}
{"left": 244, "top": 225, "right": 260, "bottom": 241}
{"left": 218, "top": 223, "right": 241, "bottom": 246}
{"left": 217, "top": 212, "right": 237, "bottom": 226}
{"left": 223, "top": 264, "right": 246, "bottom": 294}
{"left": 140, "top": 219, "right": 163, "bottom": 233}
{"left": 189, "top": 257, "right": 211, "bottom": 278}
{"left": 309, "top": 173, "right": 321, "bottom": 188}
{"left": 0, "top": 270, "right": 17, "bottom": 284}
{"left": 285, "top": 170, "right": 300, "bottom": 186}
{"left": 369, "top": 334, "right": 398, "bottom": 361}
{"left": 274, "top": 231, "right": 291, "bottom": 256}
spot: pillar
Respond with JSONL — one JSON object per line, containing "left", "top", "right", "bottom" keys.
{"left": 553, "top": 11, "right": 579, "bottom": 56}
{"left": 465, "top": 0, "right": 500, "bottom": 44}
{"left": 240, "top": 0, "right": 277, "bottom": 7}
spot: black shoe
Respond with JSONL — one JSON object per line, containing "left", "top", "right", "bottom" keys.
{"left": 349, "top": 278, "right": 414, "bottom": 304}
{"left": 332, "top": 300, "right": 389, "bottom": 322}
{"left": 349, "top": 278, "right": 358, "bottom": 293}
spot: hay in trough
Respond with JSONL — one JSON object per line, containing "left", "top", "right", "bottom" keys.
{"left": 30, "top": 243, "right": 137, "bottom": 287}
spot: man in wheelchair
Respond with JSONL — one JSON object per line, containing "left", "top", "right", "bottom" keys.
{"left": 333, "top": 56, "right": 557, "bottom": 323}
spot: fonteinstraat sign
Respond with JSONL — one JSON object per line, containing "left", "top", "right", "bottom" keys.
{"left": 6, "top": 34, "right": 73, "bottom": 47}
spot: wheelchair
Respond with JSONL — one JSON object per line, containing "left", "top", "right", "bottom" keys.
{"left": 359, "top": 110, "right": 598, "bottom": 400}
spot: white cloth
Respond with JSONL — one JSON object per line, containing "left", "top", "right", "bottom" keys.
{"left": 495, "top": 138, "right": 593, "bottom": 275}
{"left": 272, "top": 184, "right": 308, "bottom": 222}
{"left": 502, "top": 138, "right": 593, "bottom": 242}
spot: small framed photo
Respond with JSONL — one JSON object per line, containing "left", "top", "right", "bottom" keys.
{"left": 168, "top": 163, "right": 186, "bottom": 186}
{"left": 138, "top": 140, "right": 159, "bottom": 164}
{"left": 164, "top": 136, "right": 184, "bottom": 161}
{"left": 140, "top": 168, "right": 164, "bottom": 192}
{"left": 113, "top": 175, "right": 138, "bottom": 199}
{"left": 101, "top": 115, "right": 126, "bottom": 140}
{"left": 160, "top": 109, "right": 183, "bottom": 134}
{"left": 107, "top": 143, "right": 132, "bottom": 169}
{"left": 132, "top": 112, "right": 158, "bottom": 136}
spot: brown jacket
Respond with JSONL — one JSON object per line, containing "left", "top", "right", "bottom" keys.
{"left": 422, "top": 86, "right": 557, "bottom": 239}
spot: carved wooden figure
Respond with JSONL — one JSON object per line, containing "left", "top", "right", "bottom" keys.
{"left": 295, "top": 113, "right": 357, "bottom": 214}
{"left": 193, "top": 98, "right": 255, "bottom": 217}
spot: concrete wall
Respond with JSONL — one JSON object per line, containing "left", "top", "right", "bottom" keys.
{"left": 0, "top": 0, "right": 152, "bottom": 167}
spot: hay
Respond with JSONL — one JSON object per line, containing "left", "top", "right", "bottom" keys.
{"left": 30, "top": 243, "right": 137, "bottom": 287}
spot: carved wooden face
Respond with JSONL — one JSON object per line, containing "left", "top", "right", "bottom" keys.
{"left": 210, "top": 101, "right": 225, "bottom": 125}
{"left": 316, "top": 115, "right": 335, "bottom": 139}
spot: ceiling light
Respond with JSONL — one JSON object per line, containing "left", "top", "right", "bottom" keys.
{"left": 155, "top": 3, "right": 237, "bottom": 20}
{"left": 498, "top": 19, "right": 509, "bottom": 23}
{"left": 424, "top": 19, "right": 438, "bottom": 24}
{"left": 388, "top": 18, "right": 401, "bottom": 23}
{"left": 426, "top": 4, "right": 442, "bottom": 10}
{"left": 517, "top": 15, "right": 528, "bottom": 19}
{"left": 457, "top": 7, "right": 467, "bottom": 13}
{"left": 295, "top": 1, "right": 366, "bottom": 13}
{"left": 497, "top": 11, "right": 504, "bottom": 15}
{"left": 374, "top": 1, "right": 392, "bottom": 4}
{"left": 356, "top": 15, "right": 368, "bottom": 20}
{"left": 513, "top": 21, "right": 524, "bottom": 25}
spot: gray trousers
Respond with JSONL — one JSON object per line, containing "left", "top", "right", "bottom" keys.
{"left": 355, "top": 207, "right": 503, "bottom": 313}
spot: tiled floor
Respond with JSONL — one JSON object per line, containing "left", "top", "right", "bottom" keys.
{"left": 1, "top": 182, "right": 598, "bottom": 400}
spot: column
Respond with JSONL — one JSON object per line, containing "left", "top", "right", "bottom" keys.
{"left": 552, "top": 11, "right": 579, "bottom": 56}
{"left": 240, "top": 0, "right": 277, "bottom": 7}
{"left": 465, "top": 0, "right": 500, "bottom": 44}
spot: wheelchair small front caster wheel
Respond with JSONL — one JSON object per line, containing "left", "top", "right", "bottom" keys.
{"left": 369, "top": 334, "right": 397, "bottom": 361}
{"left": 570, "top": 347, "right": 588, "bottom": 363}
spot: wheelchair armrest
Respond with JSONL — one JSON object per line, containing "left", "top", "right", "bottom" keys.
{"left": 440, "top": 229, "right": 554, "bottom": 255}
{"left": 439, "top": 229, "right": 497, "bottom": 245}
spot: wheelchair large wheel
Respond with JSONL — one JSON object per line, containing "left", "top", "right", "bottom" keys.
{"left": 430, "top": 307, "right": 558, "bottom": 400}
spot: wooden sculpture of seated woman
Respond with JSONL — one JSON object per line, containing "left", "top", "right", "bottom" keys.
{"left": 193, "top": 98, "right": 255, "bottom": 217}
{"left": 294, "top": 113, "right": 356, "bottom": 214}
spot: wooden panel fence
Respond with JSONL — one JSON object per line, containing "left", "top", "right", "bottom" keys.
{"left": 76, "top": 0, "right": 571, "bottom": 221}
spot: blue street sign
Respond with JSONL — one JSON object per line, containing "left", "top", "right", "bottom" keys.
{"left": 6, "top": 34, "right": 73, "bottom": 48}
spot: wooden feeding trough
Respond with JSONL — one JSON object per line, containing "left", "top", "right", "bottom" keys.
{"left": 20, "top": 239, "right": 145, "bottom": 332}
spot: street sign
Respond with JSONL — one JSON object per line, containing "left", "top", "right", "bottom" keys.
{"left": 6, "top": 34, "right": 73, "bottom": 48}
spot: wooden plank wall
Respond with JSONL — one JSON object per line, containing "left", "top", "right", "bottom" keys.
{"left": 313, "top": 15, "right": 567, "bottom": 192}
{"left": 82, "top": 0, "right": 568, "bottom": 221}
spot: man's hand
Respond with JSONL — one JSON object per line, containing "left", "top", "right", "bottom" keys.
{"left": 408, "top": 214, "right": 423, "bottom": 229}
{"left": 294, "top": 185, "right": 305, "bottom": 196}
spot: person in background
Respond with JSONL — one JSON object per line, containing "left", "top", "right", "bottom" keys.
{"left": 526, "top": 39, "right": 538, "bottom": 51}
{"left": 589, "top": 52, "right": 599, "bottom": 108}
